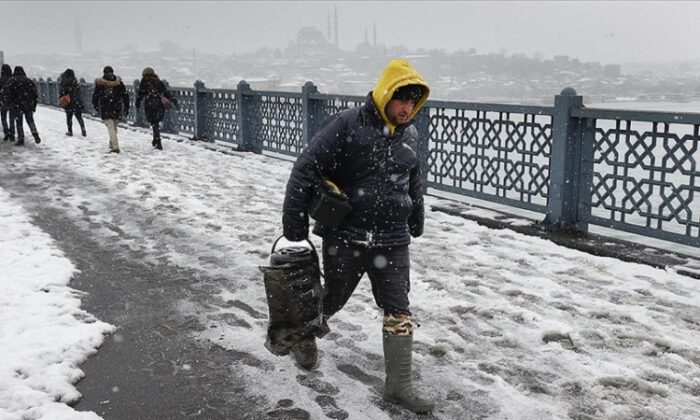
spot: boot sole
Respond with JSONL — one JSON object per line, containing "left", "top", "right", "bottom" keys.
{"left": 383, "top": 395, "right": 434, "bottom": 413}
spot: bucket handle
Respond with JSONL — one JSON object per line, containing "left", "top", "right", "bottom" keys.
{"left": 269, "top": 235, "right": 323, "bottom": 279}
{"left": 270, "top": 235, "right": 318, "bottom": 255}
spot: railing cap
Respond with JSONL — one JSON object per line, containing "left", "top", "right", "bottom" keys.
{"left": 559, "top": 87, "right": 578, "bottom": 96}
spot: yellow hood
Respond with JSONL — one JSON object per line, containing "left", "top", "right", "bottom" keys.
{"left": 371, "top": 59, "right": 430, "bottom": 135}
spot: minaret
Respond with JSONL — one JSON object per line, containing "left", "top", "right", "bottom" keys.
{"left": 74, "top": 18, "right": 83, "bottom": 53}
{"left": 327, "top": 12, "right": 331, "bottom": 41}
{"left": 373, "top": 22, "right": 377, "bottom": 48}
{"left": 334, "top": 5, "right": 338, "bottom": 47}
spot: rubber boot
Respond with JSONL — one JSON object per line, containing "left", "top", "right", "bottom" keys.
{"left": 292, "top": 336, "right": 317, "bottom": 370}
{"left": 15, "top": 137, "right": 24, "bottom": 146}
{"left": 383, "top": 333, "right": 434, "bottom": 413}
{"left": 33, "top": 132, "right": 41, "bottom": 144}
{"left": 154, "top": 137, "right": 163, "bottom": 150}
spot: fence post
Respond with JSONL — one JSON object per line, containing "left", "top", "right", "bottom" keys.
{"left": 237, "top": 80, "right": 261, "bottom": 153}
{"left": 301, "top": 81, "right": 319, "bottom": 147}
{"left": 47, "top": 78, "right": 57, "bottom": 106}
{"left": 414, "top": 106, "right": 431, "bottom": 194}
{"left": 543, "top": 87, "right": 585, "bottom": 231}
{"left": 193, "top": 80, "right": 209, "bottom": 140}
{"left": 36, "top": 78, "right": 45, "bottom": 104}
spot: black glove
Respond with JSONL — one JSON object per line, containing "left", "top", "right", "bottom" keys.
{"left": 283, "top": 226, "right": 308, "bottom": 242}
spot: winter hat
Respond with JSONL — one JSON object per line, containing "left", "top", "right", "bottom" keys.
{"left": 142, "top": 67, "right": 155, "bottom": 77}
{"left": 63, "top": 68, "right": 75, "bottom": 78}
{"left": 392, "top": 84, "right": 425, "bottom": 102}
{"left": 13, "top": 66, "right": 26, "bottom": 77}
{"left": 1, "top": 64, "right": 11, "bottom": 77}
{"left": 103, "top": 66, "right": 114, "bottom": 75}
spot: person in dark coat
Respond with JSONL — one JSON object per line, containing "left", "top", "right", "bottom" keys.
{"left": 135, "top": 67, "right": 177, "bottom": 150}
{"left": 282, "top": 59, "right": 433, "bottom": 413}
{"left": 92, "top": 66, "right": 129, "bottom": 153}
{"left": 0, "top": 64, "right": 14, "bottom": 141}
{"left": 6, "top": 66, "right": 40, "bottom": 146}
{"left": 58, "top": 68, "right": 86, "bottom": 137}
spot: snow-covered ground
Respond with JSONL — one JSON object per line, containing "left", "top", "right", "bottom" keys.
{"left": 0, "top": 185, "right": 114, "bottom": 419}
{"left": 1, "top": 106, "right": 699, "bottom": 419}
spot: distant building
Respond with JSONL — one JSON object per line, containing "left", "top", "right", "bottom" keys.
{"left": 285, "top": 26, "right": 339, "bottom": 57}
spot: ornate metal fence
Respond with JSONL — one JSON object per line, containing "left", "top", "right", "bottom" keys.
{"left": 34, "top": 77, "right": 699, "bottom": 248}
{"left": 572, "top": 107, "right": 700, "bottom": 246}
{"left": 423, "top": 101, "right": 553, "bottom": 213}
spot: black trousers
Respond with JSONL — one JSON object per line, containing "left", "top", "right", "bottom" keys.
{"left": 65, "top": 108, "right": 85, "bottom": 132}
{"left": 12, "top": 110, "right": 37, "bottom": 140}
{"left": 1, "top": 104, "right": 13, "bottom": 137}
{"left": 322, "top": 240, "right": 411, "bottom": 317}
{"left": 152, "top": 121, "right": 161, "bottom": 139}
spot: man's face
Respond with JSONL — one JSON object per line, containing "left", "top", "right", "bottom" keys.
{"left": 385, "top": 98, "right": 417, "bottom": 126}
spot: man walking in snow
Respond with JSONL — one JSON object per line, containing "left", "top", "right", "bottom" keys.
{"left": 6, "top": 66, "right": 40, "bottom": 146}
{"left": 282, "top": 59, "right": 433, "bottom": 414}
{"left": 92, "top": 66, "right": 129, "bottom": 153}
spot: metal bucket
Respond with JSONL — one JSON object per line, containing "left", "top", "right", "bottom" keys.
{"left": 260, "top": 236, "right": 324, "bottom": 356}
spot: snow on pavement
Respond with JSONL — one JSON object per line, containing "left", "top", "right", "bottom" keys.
{"left": 1, "top": 106, "right": 699, "bottom": 419}
{"left": 0, "top": 186, "right": 114, "bottom": 420}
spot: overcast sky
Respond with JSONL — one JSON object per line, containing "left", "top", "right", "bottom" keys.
{"left": 1, "top": 1, "right": 698, "bottom": 64}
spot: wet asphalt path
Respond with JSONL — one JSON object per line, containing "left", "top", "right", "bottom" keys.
{"left": 0, "top": 146, "right": 268, "bottom": 419}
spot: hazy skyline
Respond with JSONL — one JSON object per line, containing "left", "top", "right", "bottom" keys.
{"left": 2, "top": 1, "right": 699, "bottom": 64}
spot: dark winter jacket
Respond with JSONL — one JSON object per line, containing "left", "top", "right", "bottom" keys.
{"left": 0, "top": 64, "right": 12, "bottom": 107}
{"left": 283, "top": 61, "right": 429, "bottom": 247}
{"left": 135, "top": 74, "right": 175, "bottom": 124}
{"left": 6, "top": 66, "right": 38, "bottom": 114}
{"left": 92, "top": 75, "right": 129, "bottom": 120}
{"left": 59, "top": 69, "right": 84, "bottom": 112}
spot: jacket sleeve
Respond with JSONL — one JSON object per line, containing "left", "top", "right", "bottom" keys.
{"left": 406, "top": 127, "right": 425, "bottom": 238}
{"left": 282, "top": 114, "right": 347, "bottom": 241}
{"left": 30, "top": 82, "right": 38, "bottom": 111}
{"left": 407, "top": 161, "right": 424, "bottom": 238}
{"left": 74, "top": 84, "right": 82, "bottom": 103}
{"left": 135, "top": 81, "right": 144, "bottom": 108}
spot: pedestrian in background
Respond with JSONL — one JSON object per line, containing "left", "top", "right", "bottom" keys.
{"left": 135, "top": 67, "right": 177, "bottom": 150}
{"left": 6, "top": 66, "right": 40, "bottom": 146}
{"left": 0, "top": 64, "right": 14, "bottom": 141}
{"left": 58, "top": 68, "right": 86, "bottom": 137}
{"left": 92, "top": 66, "right": 129, "bottom": 153}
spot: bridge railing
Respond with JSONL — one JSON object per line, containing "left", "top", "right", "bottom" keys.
{"left": 33, "top": 77, "right": 699, "bottom": 248}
